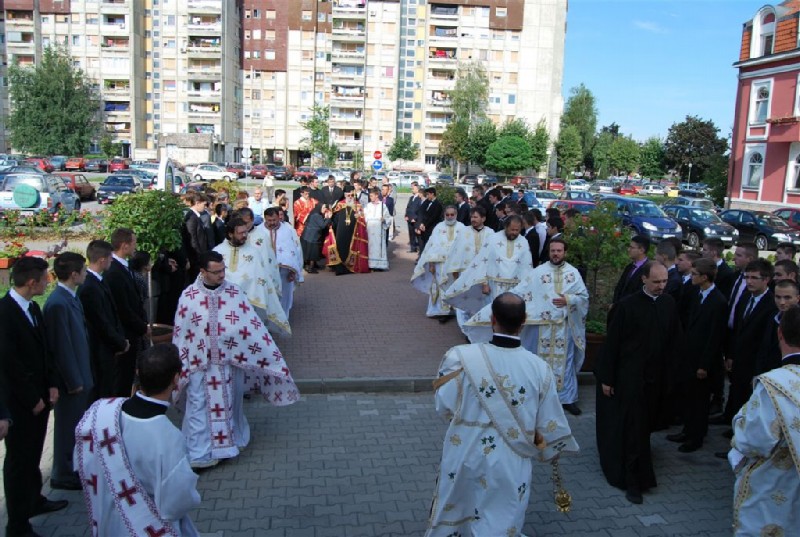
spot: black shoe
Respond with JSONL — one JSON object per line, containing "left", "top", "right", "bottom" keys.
{"left": 406, "top": 249, "right": 417, "bottom": 253}
{"left": 708, "top": 415, "right": 730, "bottom": 426}
{"left": 438, "top": 315, "right": 453, "bottom": 324}
{"left": 678, "top": 442, "right": 702, "bottom": 453}
{"left": 666, "top": 432, "right": 687, "bottom": 443}
{"left": 714, "top": 451, "right": 728, "bottom": 459}
{"left": 31, "top": 498, "right": 68, "bottom": 517}
{"left": 306, "top": 266, "right": 318, "bottom": 274}
{"left": 722, "top": 429, "right": 733, "bottom": 439}
{"left": 50, "top": 477, "right": 82, "bottom": 491}
{"left": 562, "top": 403, "right": 582, "bottom": 416}
{"left": 625, "top": 488, "right": 643, "bottom": 504}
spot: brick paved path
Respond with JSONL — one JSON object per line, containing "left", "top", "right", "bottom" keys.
{"left": 1, "top": 203, "right": 737, "bottom": 536}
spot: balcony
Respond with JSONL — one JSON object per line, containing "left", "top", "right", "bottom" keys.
{"left": 331, "top": 48, "right": 365, "bottom": 64}
{"left": 101, "top": 0, "right": 130, "bottom": 14}
{"left": 187, "top": 43, "right": 222, "bottom": 57}
{"left": 766, "top": 116, "right": 800, "bottom": 142}
{"left": 187, "top": 66, "right": 222, "bottom": 80}
{"left": 330, "top": 115, "right": 363, "bottom": 128}
{"left": 187, "top": 1, "right": 222, "bottom": 14}
{"left": 101, "top": 22, "right": 129, "bottom": 36}
{"left": 188, "top": 18, "right": 222, "bottom": 35}
{"left": 429, "top": 5, "right": 459, "bottom": 22}
{"left": 5, "top": 15, "right": 34, "bottom": 30}
{"left": 428, "top": 48, "right": 458, "bottom": 66}
{"left": 332, "top": 0, "right": 366, "bottom": 19}
{"left": 105, "top": 122, "right": 131, "bottom": 134}
{"left": 103, "top": 84, "right": 130, "bottom": 97}
{"left": 188, "top": 90, "right": 221, "bottom": 102}
{"left": 101, "top": 38, "right": 130, "bottom": 52}
{"left": 188, "top": 103, "right": 220, "bottom": 119}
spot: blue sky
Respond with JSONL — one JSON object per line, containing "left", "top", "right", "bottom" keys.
{"left": 562, "top": 0, "right": 765, "bottom": 142}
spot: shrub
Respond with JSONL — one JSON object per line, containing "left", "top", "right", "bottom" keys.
{"left": 103, "top": 190, "right": 185, "bottom": 257}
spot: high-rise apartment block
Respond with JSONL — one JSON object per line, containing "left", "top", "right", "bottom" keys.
{"left": 0, "top": 0, "right": 567, "bottom": 170}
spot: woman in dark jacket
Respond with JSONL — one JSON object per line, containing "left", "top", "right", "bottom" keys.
{"left": 300, "top": 204, "right": 331, "bottom": 273}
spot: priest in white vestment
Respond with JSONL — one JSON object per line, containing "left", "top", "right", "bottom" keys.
{"left": 76, "top": 344, "right": 201, "bottom": 536}
{"left": 442, "top": 205, "right": 489, "bottom": 335}
{"left": 443, "top": 215, "right": 532, "bottom": 315}
{"left": 263, "top": 207, "right": 304, "bottom": 317}
{"left": 234, "top": 206, "right": 282, "bottom": 298}
{"left": 728, "top": 307, "right": 800, "bottom": 536}
{"left": 364, "top": 188, "right": 392, "bottom": 270}
{"left": 173, "top": 251, "right": 299, "bottom": 468}
{"left": 213, "top": 216, "right": 290, "bottom": 337}
{"left": 410, "top": 206, "right": 467, "bottom": 320}
{"left": 465, "top": 238, "right": 589, "bottom": 415}
{"left": 426, "top": 293, "right": 579, "bottom": 537}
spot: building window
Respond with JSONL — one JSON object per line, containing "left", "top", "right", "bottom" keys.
{"left": 750, "top": 83, "right": 771, "bottom": 125}
{"left": 496, "top": 7, "right": 507, "bottom": 17}
{"left": 266, "top": 30, "right": 276, "bottom": 40}
{"left": 792, "top": 153, "right": 800, "bottom": 190}
{"left": 746, "top": 152, "right": 764, "bottom": 188}
{"left": 265, "top": 49, "right": 275, "bottom": 60}
{"left": 507, "top": 94, "right": 516, "bottom": 104}
{"left": 252, "top": 90, "right": 260, "bottom": 100}
{"left": 302, "top": 10, "right": 312, "bottom": 21}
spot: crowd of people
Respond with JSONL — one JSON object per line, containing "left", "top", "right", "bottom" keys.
{"left": 410, "top": 185, "right": 800, "bottom": 535}
{"left": 2, "top": 171, "right": 800, "bottom": 536}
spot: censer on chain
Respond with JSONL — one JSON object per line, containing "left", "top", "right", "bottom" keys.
{"left": 551, "top": 456, "right": 572, "bottom": 513}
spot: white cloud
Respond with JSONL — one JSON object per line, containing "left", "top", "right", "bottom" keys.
{"left": 633, "top": 20, "right": 669, "bottom": 34}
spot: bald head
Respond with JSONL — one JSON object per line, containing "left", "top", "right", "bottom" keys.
{"left": 491, "top": 293, "right": 526, "bottom": 335}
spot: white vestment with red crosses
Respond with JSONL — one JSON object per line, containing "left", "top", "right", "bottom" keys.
{"left": 75, "top": 398, "right": 201, "bottom": 537}
{"left": 173, "top": 280, "right": 299, "bottom": 463}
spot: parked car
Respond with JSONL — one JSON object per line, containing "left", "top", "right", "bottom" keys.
{"left": 719, "top": 209, "right": 800, "bottom": 251}
{"left": 588, "top": 180, "right": 615, "bottom": 194}
{"left": 294, "top": 166, "right": 315, "bottom": 180}
{"left": 662, "top": 205, "right": 739, "bottom": 248}
{"left": 23, "top": 157, "right": 54, "bottom": 173}
{"left": 671, "top": 196, "right": 716, "bottom": 211}
{"left": 614, "top": 182, "right": 637, "bottom": 196}
{"left": 249, "top": 165, "right": 268, "bottom": 179}
{"left": 640, "top": 184, "right": 668, "bottom": 196}
{"left": 460, "top": 174, "right": 480, "bottom": 185}
{"left": 0, "top": 173, "right": 81, "bottom": 215}
{"left": 677, "top": 188, "right": 707, "bottom": 198}
{"left": 54, "top": 172, "right": 96, "bottom": 201}
{"left": 64, "top": 157, "right": 87, "bottom": 172}
{"left": 49, "top": 155, "right": 68, "bottom": 171}
{"left": 600, "top": 195, "right": 682, "bottom": 242}
{"left": 108, "top": 158, "right": 130, "bottom": 172}
{"left": 548, "top": 199, "right": 596, "bottom": 215}
{"left": 226, "top": 163, "right": 247, "bottom": 178}
{"left": 566, "top": 179, "right": 590, "bottom": 191}
{"left": 97, "top": 174, "right": 142, "bottom": 204}
{"left": 773, "top": 207, "right": 800, "bottom": 231}
{"left": 547, "top": 181, "right": 565, "bottom": 191}
{"left": 85, "top": 158, "right": 108, "bottom": 173}
{"left": 314, "top": 167, "right": 332, "bottom": 178}
{"left": 272, "top": 166, "right": 291, "bottom": 180}
{"left": 525, "top": 190, "right": 558, "bottom": 212}
{"left": 125, "top": 169, "right": 157, "bottom": 188}
{"left": 192, "top": 164, "right": 235, "bottom": 182}
{"left": 558, "top": 190, "right": 594, "bottom": 202}
{"left": 435, "top": 174, "right": 455, "bottom": 185}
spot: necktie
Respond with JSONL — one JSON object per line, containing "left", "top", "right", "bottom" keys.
{"left": 743, "top": 296, "right": 756, "bottom": 320}
{"left": 699, "top": 290, "right": 705, "bottom": 304}
{"left": 728, "top": 274, "right": 746, "bottom": 328}
{"left": 28, "top": 303, "right": 37, "bottom": 327}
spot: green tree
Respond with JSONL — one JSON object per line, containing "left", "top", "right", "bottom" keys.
{"left": 465, "top": 121, "right": 497, "bottom": 168}
{"left": 451, "top": 62, "right": 489, "bottom": 125}
{"left": 608, "top": 136, "right": 640, "bottom": 176}
{"left": 702, "top": 153, "right": 730, "bottom": 206}
{"left": 99, "top": 134, "right": 122, "bottom": 159}
{"left": 439, "top": 119, "right": 470, "bottom": 170}
{"left": 591, "top": 131, "right": 614, "bottom": 179}
{"left": 103, "top": 190, "right": 185, "bottom": 258}
{"left": 639, "top": 137, "right": 666, "bottom": 179}
{"left": 555, "top": 125, "right": 582, "bottom": 177}
{"left": 300, "top": 104, "right": 338, "bottom": 167}
{"left": 352, "top": 150, "right": 364, "bottom": 171}
{"left": 387, "top": 135, "right": 419, "bottom": 163}
{"left": 497, "top": 118, "right": 531, "bottom": 139}
{"left": 663, "top": 115, "right": 728, "bottom": 180}
{"left": 485, "top": 135, "right": 532, "bottom": 175}
{"left": 528, "top": 119, "right": 550, "bottom": 173}
{"left": 8, "top": 46, "right": 100, "bottom": 155}
{"left": 560, "top": 84, "right": 598, "bottom": 163}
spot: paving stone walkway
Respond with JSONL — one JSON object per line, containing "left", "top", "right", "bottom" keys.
{"left": 1, "top": 206, "right": 737, "bottom": 535}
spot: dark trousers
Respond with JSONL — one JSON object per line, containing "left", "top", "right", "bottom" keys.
{"left": 407, "top": 223, "right": 418, "bottom": 250}
{"left": 93, "top": 352, "right": 117, "bottom": 399}
{"left": 681, "top": 377, "right": 710, "bottom": 443}
{"left": 52, "top": 391, "right": 90, "bottom": 481}
{"left": 724, "top": 374, "right": 753, "bottom": 423}
{"left": 710, "top": 355, "right": 725, "bottom": 408}
{"left": 114, "top": 340, "right": 139, "bottom": 397}
{"left": 4, "top": 409, "right": 49, "bottom": 535}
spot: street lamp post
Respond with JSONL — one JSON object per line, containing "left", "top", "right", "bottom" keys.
{"left": 687, "top": 162, "right": 693, "bottom": 185}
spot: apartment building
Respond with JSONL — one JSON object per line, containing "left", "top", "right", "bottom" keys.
{"left": 243, "top": 0, "right": 567, "bottom": 171}
{"left": 0, "top": 0, "right": 565, "bottom": 168}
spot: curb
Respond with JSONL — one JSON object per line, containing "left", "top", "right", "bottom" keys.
{"left": 295, "top": 372, "right": 596, "bottom": 394}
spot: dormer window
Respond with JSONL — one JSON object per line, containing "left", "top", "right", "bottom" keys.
{"left": 750, "top": 7, "right": 776, "bottom": 58}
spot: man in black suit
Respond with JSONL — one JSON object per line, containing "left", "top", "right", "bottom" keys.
{"left": 417, "top": 187, "right": 443, "bottom": 253}
{"left": 182, "top": 191, "right": 210, "bottom": 283}
{"left": 702, "top": 238, "right": 736, "bottom": 298}
{"left": 676, "top": 250, "right": 701, "bottom": 326}
{"left": 404, "top": 182, "right": 423, "bottom": 253}
{"left": 718, "top": 259, "right": 778, "bottom": 454}
{"left": 321, "top": 175, "right": 344, "bottom": 207}
{"left": 1, "top": 257, "right": 67, "bottom": 537}
{"left": 656, "top": 240, "right": 681, "bottom": 301}
{"left": 667, "top": 258, "right": 727, "bottom": 452}
{"left": 756, "top": 280, "right": 799, "bottom": 375}
{"left": 484, "top": 188, "right": 502, "bottom": 231}
{"left": 78, "top": 240, "right": 128, "bottom": 398}
{"left": 455, "top": 189, "right": 470, "bottom": 226}
{"left": 105, "top": 228, "right": 148, "bottom": 397}
{"left": 523, "top": 211, "right": 541, "bottom": 267}
{"left": 612, "top": 235, "right": 651, "bottom": 305}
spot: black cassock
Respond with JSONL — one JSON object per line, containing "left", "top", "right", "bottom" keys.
{"left": 595, "top": 290, "right": 681, "bottom": 491}
{"left": 328, "top": 204, "right": 358, "bottom": 275}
